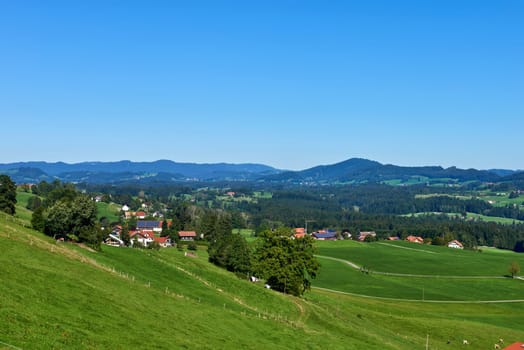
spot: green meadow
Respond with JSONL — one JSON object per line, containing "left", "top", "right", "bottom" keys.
{"left": 95, "top": 201, "right": 121, "bottom": 223}
{"left": 1, "top": 215, "right": 524, "bottom": 349}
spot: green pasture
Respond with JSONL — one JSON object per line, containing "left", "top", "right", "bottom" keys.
{"left": 480, "top": 194, "right": 524, "bottom": 208}
{"left": 415, "top": 193, "right": 473, "bottom": 200}
{"left": 315, "top": 257, "right": 524, "bottom": 301}
{"left": 253, "top": 191, "right": 273, "bottom": 199}
{"left": 15, "top": 191, "right": 40, "bottom": 222}
{"left": 315, "top": 240, "right": 524, "bottom": 276}
{"left": 96, "top": 202, "right": 121, "bottom": 223}
{"left": 2, "top": 217, "right": 524, "bottom": 349}
{"left": 403, "top": 211, "right": 524, "bottom": 225}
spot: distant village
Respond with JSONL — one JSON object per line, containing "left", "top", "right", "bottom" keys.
{"left": 106, "top": 204, "right": 464, "bottom": 250}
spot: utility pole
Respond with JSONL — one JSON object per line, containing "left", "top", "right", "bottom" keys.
{"left": 305, "top": 220, "right": 315, "bottom": 235}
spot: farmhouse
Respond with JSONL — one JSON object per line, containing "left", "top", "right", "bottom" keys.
{"left": 105, "top": 233, "right": 124, "bottom": 247}
{"left": 358, "top": 231, "right": 376, "bottom": 242}
{"left": 130, "top": 230, "right": 154, "bottom": 247}
{"left": 137, "top": 220, "right": 163, "bottom": 233}
{"left": 447, "top": 240, "right": 464, "bottom": 249}
{"left": 405, "top": 235, "right": 424, "bottom": 244}
{"left": 178, "top": 231, "right": 197, "bottom": 241}
{"left": 154, "top": 236, "right": 172, "bottom": 247}
{"left": 312, "top": 231, "right": 337, "bottom": 240}
{"left": 293, "top": 227, "right": 306, "bottom": 239}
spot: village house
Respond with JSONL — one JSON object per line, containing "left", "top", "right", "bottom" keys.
{"left": 358, "top": 231, "right": 376, "bottom": 242}
{"left": 387, "top": 236, "right": 400, "bottom": 241}
{"left": 136, "top": 221, "right": 163, "bottom": 233}
{"left": 104, "top": 233, "right": 124, "bottom": 247}
{"left": 405, "top": 235, "right": 424, "bottom": 244}
{"left": 135, "top": 211, "right": 146, "bottom": 219}
{"left": 312, "top": 230, "right": 337, "bottom": 240}
{"left": 129, "top": 230, "right": 155, "bottom": 247}
{"left": 447, "top": 239, "right": 464, "bottom": 249}
{"left": 293, "top": 227, "right": 306, "bottom": 239}
{"left": 178, "top": 231, "right": 197, "bottom": 241}
{"left": 154, "top": 236, "right": 172, "bottom": 248}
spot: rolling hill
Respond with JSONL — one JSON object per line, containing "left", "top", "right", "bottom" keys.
{"left": 1, "top": 158, "right": 519, "bottom": 185}
{"left": 1, "top": 214, "right": 524, "bottom": 349}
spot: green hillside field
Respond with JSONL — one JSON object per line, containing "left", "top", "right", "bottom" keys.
{"left": 1, "top": 216, "right": 524, "bottom": 349}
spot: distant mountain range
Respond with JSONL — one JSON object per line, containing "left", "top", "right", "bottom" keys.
{"left": 0, "top": 158, "right": 522, "bottom": 185}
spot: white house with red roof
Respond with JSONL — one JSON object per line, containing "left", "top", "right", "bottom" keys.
{"left": 130, "top": 230, "right": 155, "bottom": 247}
{"left": 406, "top": 235, "right": 424, "bottom": 244}
{"left": 154, "top": 236, "right": 172, "bottom": 247}
{"left": 447, "top": 240, "right": 464, "bottom": 249}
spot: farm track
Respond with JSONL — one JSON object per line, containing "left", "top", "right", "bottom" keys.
{"left": 316, "top": 255, "right": 509, "bottom": 279}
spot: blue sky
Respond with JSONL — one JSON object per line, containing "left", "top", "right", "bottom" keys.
{"left": 0, "top": 1, "right": 522, "bottom": 170}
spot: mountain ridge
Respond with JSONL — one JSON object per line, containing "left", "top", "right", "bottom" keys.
{"left": 0, "top": 158, "right": 521, "bottom": 185}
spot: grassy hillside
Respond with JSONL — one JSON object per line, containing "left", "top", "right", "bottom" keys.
{"left": 1, "top": 217, "right": 524, "bottom": 349}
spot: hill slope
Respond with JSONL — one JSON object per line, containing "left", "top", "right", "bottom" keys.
{"left": 2, "top": 217, "right": 524, "bottom": 349}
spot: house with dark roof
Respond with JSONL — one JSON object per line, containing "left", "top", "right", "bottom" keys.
{"left": 137, "top": 221, "right": 163, "bottom": 233}
{"left": 312, "top": 231, "right": 337, "bottom": 240}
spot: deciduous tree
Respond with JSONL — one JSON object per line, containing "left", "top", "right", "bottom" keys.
{"left": 253, "top": 227, "right": 319, "bottom": 296}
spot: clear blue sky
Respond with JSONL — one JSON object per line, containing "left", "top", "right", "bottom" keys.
{"left": 1, "top": 0, "right": 522, "bottom": 170}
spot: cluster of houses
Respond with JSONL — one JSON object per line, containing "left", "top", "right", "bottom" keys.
{"left": 292, "top": 227, "right": 464, "bottom": 249}
{"left": 104, "top": 220, "right": 198, "bottom": 248}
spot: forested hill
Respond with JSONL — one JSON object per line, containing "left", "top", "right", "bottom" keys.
{"left": 0, "top": 160, "right": 281, "bottom": 183}
{"left": 263, "top": 158, "right": 502, "bottom": 183}
{"left": 0, "top": 158, "right": 518, "bottom": 185}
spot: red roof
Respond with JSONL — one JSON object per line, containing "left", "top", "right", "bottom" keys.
{"left": 504, "top": 342, "right": 524, "bottom": 350}
{"left": 294, "top": 228, "right": 305, "bottom": 234}
{"left": 178, "top": 231, "right": 197, "bottom": 237}
{"left": 406, "top": 235, "right": 424, "bottom": 243}
{"left": 154, "top": 236, "right": 169, "bottom": 243}
{"left": 136, "top": 211, "right": 146, "bottom": 217}
{"left": 294, "top": 233, "right": 306, "bottom": 239}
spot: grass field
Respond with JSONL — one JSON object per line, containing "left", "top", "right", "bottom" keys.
{"left": 2, "top": 216, "right": 524, "bottom": 349}
{"left": 15, "top": 191, "right": 39, "bottom": 222}
{"left": 96, "top": 202, "right": 121, "bottom": 223}
{"left": 316, "top": 240, "right": 524, "bottom": 276}
{"left": 315, "top": 240, "right": 524, "bottom": 302}
{"left": 403, "top": 211, "right": 524, "bottom": 225}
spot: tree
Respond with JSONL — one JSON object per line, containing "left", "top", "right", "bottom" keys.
{"left": 31, "top": 206, "right": 46, "bottom": 232}
{"left": 253, "top": 227, "right": 319, "bottom": 296}
{"left": 0, "top": 175, "right": 17, "bottom": 215}
{"left": 509, "top": 261, "right": 520, "bottom": 278}
{"left": 43, "top": 194, "right": 102, "bottom": 249}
